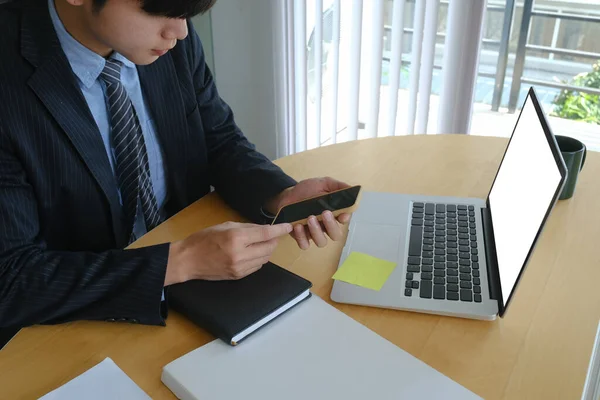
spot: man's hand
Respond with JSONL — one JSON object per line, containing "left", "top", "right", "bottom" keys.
{"left": 164, "top": 222, "right": 293, "bottom": 286}
{"left": 266, "top": 177, "right": 353, "bottom": 250}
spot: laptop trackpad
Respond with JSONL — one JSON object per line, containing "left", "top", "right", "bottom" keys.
{"left": 347, "top": 222, "right": 403, "bottom": 266}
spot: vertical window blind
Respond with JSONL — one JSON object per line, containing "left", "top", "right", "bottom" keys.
{"left": 275, "top": 0, "right": 487, "bottom": 156}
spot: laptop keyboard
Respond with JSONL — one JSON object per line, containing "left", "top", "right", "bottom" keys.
{"left": 404, "top": 202, "right": 482, "bottom": 303}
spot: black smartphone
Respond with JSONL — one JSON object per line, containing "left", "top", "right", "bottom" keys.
{"left": 272, "top": 185, "right": 362, "bottom": 225}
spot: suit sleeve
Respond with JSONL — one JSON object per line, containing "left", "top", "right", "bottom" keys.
{"left": 186, "top": 23, "right": 297, "bottom": 223}
{"left": 0, "top": 128, "right": 170, "bottom": 328}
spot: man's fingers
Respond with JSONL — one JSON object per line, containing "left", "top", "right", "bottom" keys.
{"left": 292, "top": 223, "right": 310, "bottom": 250}
{"left": 230, "top": 257, "right": 269, "bottom": 280}
{"left": 336, "top": 213, "right": 351, "bottom": 225}
{"left": 244, "top": 223, "right": 292, "bottom": 245}
{"left": 244, "top": 238, "right": 280, "bottom": 262}
{"left": 322, "top": 211, "right": 343, "bottom": 241}
{"left": 307, "top": 215, "right": 328, "bottom": 248}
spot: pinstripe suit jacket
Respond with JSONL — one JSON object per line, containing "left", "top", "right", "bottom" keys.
{"left": 0, "top": 0, "right": 296, "bottom": 329}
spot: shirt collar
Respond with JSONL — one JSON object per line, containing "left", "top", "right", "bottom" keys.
{"left": 48, "top": 0, "right": 135, "bottom": 89}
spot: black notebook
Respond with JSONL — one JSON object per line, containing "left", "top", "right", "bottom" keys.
{"left": 168, "top": 262, "right": 312, "bottom": 346}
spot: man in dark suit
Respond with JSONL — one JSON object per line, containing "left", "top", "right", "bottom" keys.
{"left": 0, "top": 0, "right": 351, "bottom": 340}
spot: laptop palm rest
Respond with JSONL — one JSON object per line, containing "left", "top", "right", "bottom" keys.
{"left": 331, "top": 191, "right": 409, "bottom": 306}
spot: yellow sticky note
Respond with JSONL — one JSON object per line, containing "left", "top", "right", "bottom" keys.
{"left": 332, "top": 252, "right": 397, "bottom": 291}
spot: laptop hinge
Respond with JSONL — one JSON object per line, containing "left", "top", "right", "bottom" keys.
{"left": 481, "top": 207, "right": 503, "bottom": 313}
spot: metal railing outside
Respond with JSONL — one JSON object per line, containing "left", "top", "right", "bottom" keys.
{"left": 504, "top": 0, "right": 600, "bottom": 112}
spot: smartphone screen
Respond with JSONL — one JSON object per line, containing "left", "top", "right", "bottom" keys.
{"left": 273, "top": 186, "right": 361, "bottom": 224}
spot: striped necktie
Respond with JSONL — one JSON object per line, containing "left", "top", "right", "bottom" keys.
{"left": 100, "top": 59, "right": 161, "bottom": 242}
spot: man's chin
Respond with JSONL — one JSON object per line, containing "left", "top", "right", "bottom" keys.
{"left": 123, "top": 53, "right": 161, "bottom": 66}
{"left": 138, "top": 57, "right": 160, "bottom": 66}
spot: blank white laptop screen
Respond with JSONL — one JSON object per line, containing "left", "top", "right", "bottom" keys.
{"left": 488, "top": 93, "right": 563, "bottom": 306}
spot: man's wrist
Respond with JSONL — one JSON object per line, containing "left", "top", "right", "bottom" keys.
{"left": 165, "top": 240, "right": 188, "bottom": 286}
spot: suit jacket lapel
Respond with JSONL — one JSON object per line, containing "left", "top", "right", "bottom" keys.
{"left": 21, "top": 1, "right": 126, "bottom": 246}
{"left": 138, "top": 57, "right": 189, "bottom": 214}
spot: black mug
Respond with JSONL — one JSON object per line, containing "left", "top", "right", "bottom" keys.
{"left": 555, "top": 135, "right": 586, "bottom": 200}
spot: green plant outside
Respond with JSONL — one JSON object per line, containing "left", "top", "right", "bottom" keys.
{"left": 552, "top": 61, "right": 600, "bottom": 125}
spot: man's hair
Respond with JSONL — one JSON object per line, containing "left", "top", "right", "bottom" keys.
{"left": 92, "top": 0, "right": 217, "bottom": 18}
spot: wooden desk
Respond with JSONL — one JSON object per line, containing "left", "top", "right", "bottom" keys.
{"left": 1, "top": 135, "right": 599, "bottom": 399}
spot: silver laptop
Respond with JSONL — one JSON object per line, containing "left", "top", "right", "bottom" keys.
{"left": 331, "top": 87, "right": 568, "bottom": 320}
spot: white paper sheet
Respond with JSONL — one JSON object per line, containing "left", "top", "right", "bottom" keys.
{"left": 39, "top": 358, "right": 150, "bottom": 400}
